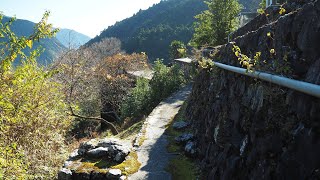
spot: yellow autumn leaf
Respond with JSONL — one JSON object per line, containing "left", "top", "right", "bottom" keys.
{"left": 279, "top": 7, "right": 286, "bottom": 15}
{"left": 270, "top": 49, "right": 275, "bottom": 54}
{"left": 267, "top": 32, "right": 271, "bottom": 37}
{"left": 106, "top": 74, "right": 112, "bottom": 80}
{"left": 257, "top": 9, "right": 264, "bottom": 14}
{"left": 26, "top": 40, "right": 33, "bottom": 49}
{"left": 10, "top": 53, "right": 17, "bottom": 61}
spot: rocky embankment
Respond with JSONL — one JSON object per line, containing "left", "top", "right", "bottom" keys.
{"left": 187, "top": 0, "right": 320, "bottom": 179}
{"left": 58, "top": 138, "right": 131, "bottom": 180}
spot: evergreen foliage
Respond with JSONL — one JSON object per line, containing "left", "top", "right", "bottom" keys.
{"left": 121, "top": 78, "right": 151, "bottom": 118}
{"left": 87, "top": 0, "right": 259, "bottom": 64}
{"left": 121, "top": 60, "right": 186, "bottom": 119}
{"left": 190, "top": 0, "right": 242, "bottom": 47}
{"left": 87, "top": 0, "right": 207, "bottom": 64}
{"left": 149, "top": 60, "right": 186, "bottom": 103}
{"left": 169, "top": 40, "right": 187, "bottom": 60}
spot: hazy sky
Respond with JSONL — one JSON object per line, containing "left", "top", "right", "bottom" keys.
{"left": 1, "top": 0, "right": 161, "bottom": 38}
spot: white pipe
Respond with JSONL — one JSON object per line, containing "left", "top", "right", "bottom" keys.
{"left": 214, "top": 61, "right": 320, "bottom": 98}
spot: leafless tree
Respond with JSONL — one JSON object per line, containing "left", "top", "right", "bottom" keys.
{"left": 52, "top": 38, "right": 148, "bottom": 135}
{"left": 86, "top": 37, "right": 122, "bottom": 59}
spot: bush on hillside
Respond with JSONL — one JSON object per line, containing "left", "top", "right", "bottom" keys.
{"left": 0, "top": 12, "right": 71, "bottom": 179}
{"left": 149, "top": 60, "right": 186, "bottom": 103}
{"left": 121, "top": 77, "right": 152, "bottom": 118}
{"left": 121, "top": 60, "right": 186, "bottom": 119}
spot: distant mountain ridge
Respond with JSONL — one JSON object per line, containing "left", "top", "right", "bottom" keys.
{"left": 1, "top": 16, "right": 66, "bottom": 65}
{"left": 1, "top": 16, "right": 91, "bottom": 65}
{"left": 56, "top": 28, "right": 91, "bottom": 48}
{"left": 86, "top": 0, "right": 260, "bottom": 64}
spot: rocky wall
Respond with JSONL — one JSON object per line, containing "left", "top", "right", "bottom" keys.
{"left": 187, "top": 0, "right": 320, "bottom": 179}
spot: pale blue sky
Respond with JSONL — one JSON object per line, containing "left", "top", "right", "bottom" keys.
{"left": 1, "top": 0, "right": 161, "bottom": 37}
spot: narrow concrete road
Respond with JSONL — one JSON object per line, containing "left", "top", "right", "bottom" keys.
{"left": 129, "top": 85, "right": 192, "bottom": 180}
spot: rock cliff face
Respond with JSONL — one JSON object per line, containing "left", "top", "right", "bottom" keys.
{"left": 187, "top": 0, "right": 320, "bottom": 179}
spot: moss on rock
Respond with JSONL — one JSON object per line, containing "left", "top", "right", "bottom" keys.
{"left": 111, "top": 151, "right": 141, "bottom": 176}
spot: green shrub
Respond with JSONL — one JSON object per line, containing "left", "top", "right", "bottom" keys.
{"left": 149, "top": 60, "right": 186, "bottom": 104}
{"left": 0, "top": 12, "right": 71, "bottom": 179}
{"left": 169, "top": 40, "right": 187, "bottom": 60}
{"left": 121, "top": 77, "right": 152, "bottom": 118}
{"left": 121, "top": 60, "right": 186, "bottom": 119}
{"left": 190, "top": 0, "right": 241, "bottom": 47}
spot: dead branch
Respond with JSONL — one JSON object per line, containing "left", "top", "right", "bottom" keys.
{"left": 101, "top": 111, "right": 121, "bottom": 123}
{"left": 68, "top": 106, "right": 119, "bottom": 135}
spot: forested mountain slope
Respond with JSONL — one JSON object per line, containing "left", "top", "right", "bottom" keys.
{"left": 86, "top": 0, "right": 260, "bottom": 64}
{"left": 87, "top": 0, "right": 206, "bottom": 63}
{"left": 1, "top": 16, "right": 66, "bottom": 65}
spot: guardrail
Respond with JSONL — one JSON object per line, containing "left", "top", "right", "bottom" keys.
{"left": 213, "top": 61, "right": 320, "bottom": 98}
{"left": 183, "top": 58, "right": 320, "bottom": 98}
{"left": 175, "top": 57, "right": 320, "bottom": 98}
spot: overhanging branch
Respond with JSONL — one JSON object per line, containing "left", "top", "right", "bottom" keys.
{"left": 68, "top": 106, "right": 119, "bottom": 134}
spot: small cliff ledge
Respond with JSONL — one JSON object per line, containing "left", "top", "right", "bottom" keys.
{"left": 187, "top": 0, "right": 320, "bottom": 179}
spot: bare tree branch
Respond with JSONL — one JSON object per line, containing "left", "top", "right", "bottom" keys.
{"left": 68, "top": 106, "right": 119, "bottom": 135}
{"left": 101, "top": 111, "right": 121, "bottom": 122}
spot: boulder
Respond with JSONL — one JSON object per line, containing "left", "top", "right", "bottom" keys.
{"left": 97, "top": 138, "right": 121, "bottom": 147}
{"left": 59, "top": 138, "right": 131, "bottom": 179}
{"left": 119, "top": 175, "right": 127, "bottom": 180}
{"left": 86, "top": 147, "right": 109, "bottom": 158}
{"left": 184, "top": 141, "right": 197, "bottom": 157}
{"left": 78, "top": 139, "right": 98, "bottom": 155}
{"left": 77, "top": 138, "right": 130, "bottom": 163}
{"left": 107, "top": 169, "right": 122, "bottom": 179}
{"left": 97, "top": 139, "right": 130, "bottom": 163}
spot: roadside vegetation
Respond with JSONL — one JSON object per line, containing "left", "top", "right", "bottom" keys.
{"left": 0, "top": 12, "right": 71, "bottom": 179}
{"left": 190, "top": 0, "right": 241, "bottom": 47}
{"left": 165, "top": 101, "right": 199, "bottom": 180}
{"left": 121, "top": 60, "right": 186, "bottom": 124}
